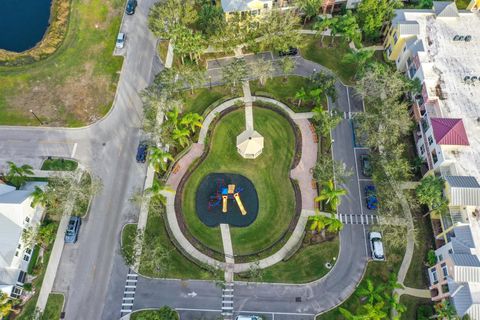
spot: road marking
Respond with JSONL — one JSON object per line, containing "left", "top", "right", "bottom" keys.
{"left": 239, "top": 310, "right": 316, "bottom": 316}
{"left": 358, "top": 178, "right": 373, "bottom": 182}
{"left": 339, "top": 214, "right": 378, "bottom": 225}
{"left": 120, "top": 269, "right": 138, "bottom": 317}
{"left": 71, "top": 142, "right": 78, "bottom": 158}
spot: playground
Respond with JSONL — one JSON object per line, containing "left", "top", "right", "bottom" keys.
{"left": 196, "top": 173, "right": 259, "bottom": 227}
{"left": 181, "top": 107, "right": 297, "bottom": 256}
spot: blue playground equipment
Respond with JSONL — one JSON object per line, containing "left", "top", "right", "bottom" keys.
{"left": 208, "top": 179, "right": 247, "bottom": 215}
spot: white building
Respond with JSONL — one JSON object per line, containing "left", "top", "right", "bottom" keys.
{"left": 0, "top": 181, "right": 46, "bottom": 298}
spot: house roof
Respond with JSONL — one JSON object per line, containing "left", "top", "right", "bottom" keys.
{"left": 433, "top": 1, "right": 459, "bottom": 18}
{"left": 449, "top": 281, "right": 480, "bottom": 318}
{"left": 452, "top": 254, "right": 480, "bottom": 267}
{"left": 398, "top": 21, "right": 420, "bottom": 36}
{"left": 454, "top": 265, "right": 480, "bottom": 282}
{"left": 451, "top": 225, "right": 476, "bottom": 254}
{"left": 430, "top": 117, "right": 469, "bottom": 146}
{"left": 446, "top": 176, "right": 480, "bottom": 188}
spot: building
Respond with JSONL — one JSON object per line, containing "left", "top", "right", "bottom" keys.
{"left": 221, "top": 0, "right": 286, "bottom": 16}
{"left": 0, "top": 181, "right": 46, "bottom": 298}
{"left": 385, "top": 2, "right": 480, "bottom": 316}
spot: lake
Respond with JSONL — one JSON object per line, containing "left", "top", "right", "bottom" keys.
{"left": 0, "top": 0, "right": 52, "bottom": 52}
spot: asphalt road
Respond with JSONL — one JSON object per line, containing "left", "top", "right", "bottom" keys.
{"left": 0, "top": 4, "right": 375, "bottom": 319}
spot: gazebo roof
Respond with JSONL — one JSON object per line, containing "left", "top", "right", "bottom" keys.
{"left": 236, "top": 130, "right": 264, "bottom": 156}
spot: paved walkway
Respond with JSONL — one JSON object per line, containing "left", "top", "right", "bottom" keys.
{"left": 220, "top": 224, "right": 235, "bottom": 283}
{"left": 165, "top": 143, "right": 204, "bottom": 189}
{"left": 397, "top": 287, "right": 431, "bottom": 299}
{"left": 242, "top": 82, "right": 254, "bottom": 131}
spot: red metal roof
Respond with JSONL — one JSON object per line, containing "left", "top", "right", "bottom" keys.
{"left": 430, "top": 117, "right": 469, "bottom": 146}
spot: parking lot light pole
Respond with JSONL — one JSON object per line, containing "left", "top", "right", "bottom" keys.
{"left": 29, "top": 109, "right": 43, "bottom": 125}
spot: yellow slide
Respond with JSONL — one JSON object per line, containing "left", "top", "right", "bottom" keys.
{"left": 234, "top": 193, "right": 247, "bottom": 215}
{"left": 222, "top": 195, "right": 228, "bottom": 213}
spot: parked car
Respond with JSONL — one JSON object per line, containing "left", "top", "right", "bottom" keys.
{"left": 65, "top": 216, "right": 81, "bottom": 243}
{"left": 116, "top": 32, "right": 125, "bottom": 49}
{"left": 235, "top": 316, "right": 262, "bottom": 320}
{"left": 365, "top": 185, "right": 378, "bottom": 210}
{"left": 369, "top": 232, "right": 385, "bottom": 261}
{"left": 136, "top": 142, "right": 148, "bottom": 163}
{"left": 279, "top": 47, "right": 298, "bottom": 56}
{"left": 125, "top": 0, "right": 137, "bottom": 15}
{"left": 360, "top": 154, "right": 372, "bottom": 177}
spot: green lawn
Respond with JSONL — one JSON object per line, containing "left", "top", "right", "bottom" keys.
{"left": 250, "top": 76, "right": 326, "bottom": 112}
{"left": 301, "top": 35, "right": 357, "bottom": 85}
{"left": 182, "top": 85, "right": 237, "bottom": 116}
{"left": 138, "top": 208, "right": 216, "bottom": 280}
{"left": 405, "top": 208, "right": 434, "bottom": 289}
{"left": 41, "top": 158, "right": 78, "bottom": 171}
{"left": 0, "top": 0, "right": 123, "bottom": 126}
{"left": 41, "top": 293, "right": 64, "bottom": 320}
{"left": 248, "top": 238, "right": 339, "bottom": 283}
{"left": 27, "top": 245, "right": 40, "bottom": 275}
{"left": 122, "top": 223, "right": 137, "bottom": 265}
{"left": 400, "top": 295, "right": 434, "bottom": 320}
{"left": 182, "top": 107, "right": 296, "bottom": 256}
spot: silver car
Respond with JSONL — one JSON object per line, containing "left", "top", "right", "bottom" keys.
{"left": 116, "top": 32, "right": 125, "bottom": 49}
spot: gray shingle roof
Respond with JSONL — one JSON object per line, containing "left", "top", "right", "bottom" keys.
{"left": 446, "top": 176, "right": 480, "bottom": 188}
{"left": 433, "top": 1, "right": 459, "bottom": 18}
{"left": 452, "top": 254, "right": 480, "bottom": 267}
{"left": 398, "top": 21, "right": 420, "bottom": 36}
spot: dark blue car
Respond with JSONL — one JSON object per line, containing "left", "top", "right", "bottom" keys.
{"left": 365, "top": 185, "right": 378, "bottom": 210}
{"left": 136, "top": 142, "right": 148, "bottom": 163}
{"left": 126, "top": 0, "right": 137, "bottom": 15}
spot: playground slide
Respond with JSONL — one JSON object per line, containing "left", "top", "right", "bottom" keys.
{"left": 234, "top": 193, "right": 247, "bottom": 215}
{"left": 222, "top": 195, "right": 228, "bottom": 213}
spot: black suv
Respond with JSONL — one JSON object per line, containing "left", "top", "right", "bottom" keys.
{"left": 279, "top": 47, "right": 298, "bottom": 57}
{"left": 126, "top": 0, "right": 137, "bottom": 15}
{"left": 136, "top": 142, "right": 148, "bottom": 163}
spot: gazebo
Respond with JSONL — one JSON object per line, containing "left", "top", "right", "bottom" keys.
{"left": 236, "top": 130, "right": 264, "bottom": 159}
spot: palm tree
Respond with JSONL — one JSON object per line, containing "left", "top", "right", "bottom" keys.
{"left": 295, "top": 87, "right": 308, "bottom": 108}
{"left": 145, "top": 179, "right": 169, "bottom": 208}
{"left": 180, "top": 112, "right": 203, "bottom": 134}
{"left": 148, "top": 147, "right": 174, "bottom": 172}
{"left": 30, "top": 186, "right": 47, "bottom": 208}
{"left": 356, "top": 279, "right": 385, "bottom": 304}
{"left": 172, "top": 127, "right": 191, "bottom": 148}
{"left": 328, "top": 17, "right": 341, "bottom": 46}
{"left": 5, "top": 161, "right": 34, "bottom": 189}
{"left": 342, "top": 49, "right": 375, "bottom": 76}
{"left": 385, "top": 293, "right": 407, "bottom": 316}
{"left": 312, "top": 106, "right": 342, "bottom": 138}
{"left": 315, "top": 179, "right": 347, "bottom": 210}
{"left": 308, "top": 213, "right": 343, "bottom": 233}
{"left": 165, "top": 107, "right": 180, "bottom": 129}
{"left": 37, "top": 222, "right": 57, "bottom": 249}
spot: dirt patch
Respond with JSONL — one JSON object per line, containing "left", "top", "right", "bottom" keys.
{"left": 7, "top": 63, "right": 113, "bottom": 126}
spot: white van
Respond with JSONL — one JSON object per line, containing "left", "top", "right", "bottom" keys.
{"left": 369, "top": 232, "right": 385, "bottom": 261}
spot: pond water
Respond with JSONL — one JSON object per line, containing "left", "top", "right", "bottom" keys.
{"left": 0, "top": 0, "right": 52, "bottom": 52}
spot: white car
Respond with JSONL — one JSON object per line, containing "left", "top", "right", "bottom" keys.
{"left": 369, "top": 232, "right": 385, "bottom": 261}
{"left": 236, "top": 316, "right": 262, "bottom": 320}
{"left": 116, "top": 32, "right": 125, "bottom": 49}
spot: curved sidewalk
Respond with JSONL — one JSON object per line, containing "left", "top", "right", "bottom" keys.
{"left": 163, "top": 96, "right": 317, "bottom": 271}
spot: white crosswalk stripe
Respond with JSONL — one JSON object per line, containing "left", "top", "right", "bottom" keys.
{"left": 338, "top": 214, "right": 378, "bottom": 225}
{"left": 221, "top": 283, "right": 234, "bottom": 319}
{"left": 120, "top": 269, "right": 138, "bottom": 317}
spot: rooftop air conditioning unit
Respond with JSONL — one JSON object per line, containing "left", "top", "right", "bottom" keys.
{"left": 464, "top": 75, "right": 471, "bottom": 82}
{"left": 465, "top": 35, "right": 472, "bottom": 42}
{"left": 472, "top": 76, "right": 478, "bottom": 82}
{"left": 453, "top": 35, "right": 461, "bottom": 41}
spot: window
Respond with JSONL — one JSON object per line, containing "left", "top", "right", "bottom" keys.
{"left": 15, "top": 251, "right": 19, "bottom": 257}
{"left": 17, "top": 244, "right": 21, "bottom": 249}
{"left": 428, "top": 136, "right": 434, "bottom": 145}
{"left": 432, "top": 150, "right": 438, "bottom": 164}
{"left": 23, "top": 255, "right": 29, "bottom": 262}
{"left": 438, "top": 254, "right": 443, "bottom": 261}
{"left": 448, "top": 249, "right": 453, "bottom": 254}
{"left": 25, "top": 216, "right": 30, "bottom": 223}
{"left": 441, "top": 262, "right": 448, "bottom": 279}
{"left": 396, "top": 57, "right": 401, "bottom": 64}
{"left": 263, "top": 3, "right": 268, "bottom": 8}
{"left": 386, "top": 45, "right": 392, "bottom": 57}
{"left": 403, "top": 45, "right": 407, "bottom": 52}
{"left": 393, "top": 33, "right": 398, "bottom": 44}
{"left": 420, "top": 145, "right": 425, "bottom": 154}
{"left": 431, "top": 268, "right": 438, "bottom": 284}
{"left": 25, "top": 248, "right": 32, "bottom": 255}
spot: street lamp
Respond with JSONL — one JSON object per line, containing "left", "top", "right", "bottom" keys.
{"left": 29, "top": 109, "right": 43, "bottom": 125}
{"left": 209, "top": 75, "right": 212, "bottom": 90}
